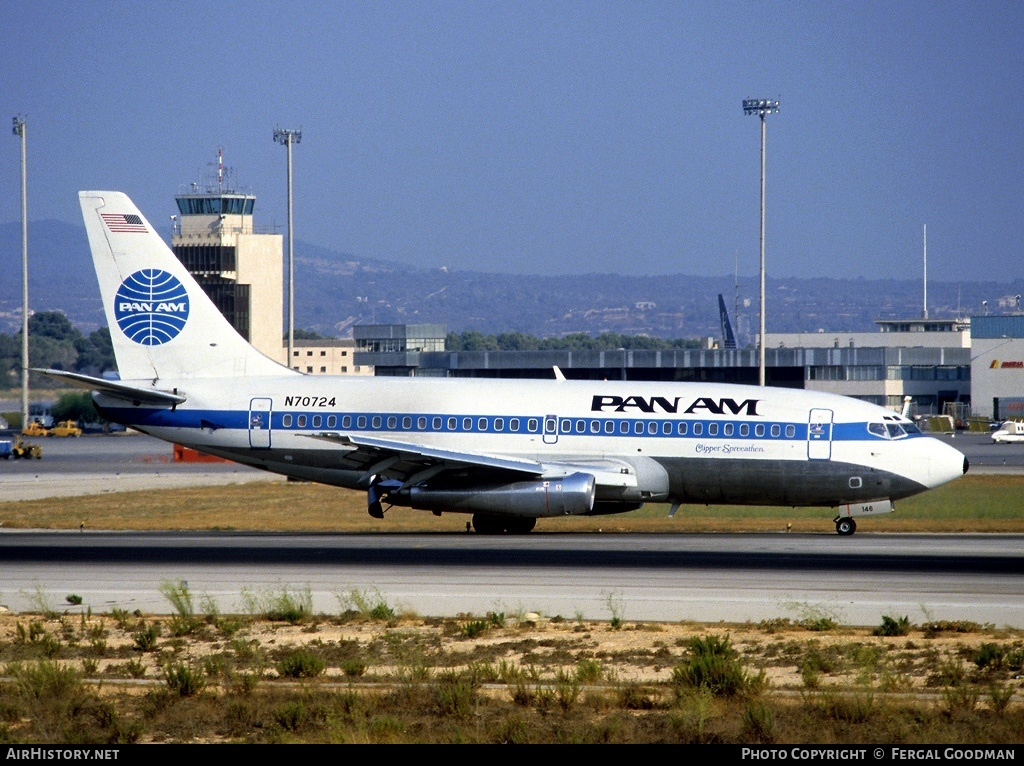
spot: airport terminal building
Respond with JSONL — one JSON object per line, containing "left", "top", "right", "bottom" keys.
{"left": 967, "top": 316, "right": 1024, "bottom": 420}
{"left": 353, "top": 320, "right": 973, "bottom": 417}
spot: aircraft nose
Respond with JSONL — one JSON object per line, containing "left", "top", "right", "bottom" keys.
{"left": 926, "top": 438, "right": 969, "bottom": 488}
{"left": 963, "top": 456, "right": 970, "bottom": 475}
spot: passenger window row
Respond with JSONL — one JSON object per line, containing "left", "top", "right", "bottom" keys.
{"left": 279, "top": 413, "right": 537, "bottom": 433}
{"left": 275, "top": 413, "right": 799, "bottom": 439}
{"left": 554, "top": 419, "right": 794, "bottom": 438}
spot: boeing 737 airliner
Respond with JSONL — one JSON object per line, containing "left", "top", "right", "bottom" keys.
{"left": 37, "top": 192, "right": 968, "bottom": 535}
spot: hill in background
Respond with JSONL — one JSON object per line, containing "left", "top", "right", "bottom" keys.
{"left": 2, "top": 221, "right": 1020, "bottom": 342}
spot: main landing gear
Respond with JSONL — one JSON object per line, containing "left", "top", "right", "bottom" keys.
{"left": 472, "top": 513, "right": 537, "bottom": 534}
{"left": 834, "top": 517, "right": 857, "bottom": 536}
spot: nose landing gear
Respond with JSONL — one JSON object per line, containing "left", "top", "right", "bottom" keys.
{"left": 835, "top": 517, "right": 857, "bottom": 536}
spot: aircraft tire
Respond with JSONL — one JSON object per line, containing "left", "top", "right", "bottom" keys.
{"left": 505, "top": 517, "right": 537, "bottom": 534}
{"left": 835, "top": 518, "right": 857, "bottom": 536}
{"left": 471, "top": 513, "right": 506, "bottom": 534}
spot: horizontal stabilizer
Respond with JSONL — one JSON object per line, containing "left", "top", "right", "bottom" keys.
{"left": 32, "top": 368, "right": 186, "bottom": 406}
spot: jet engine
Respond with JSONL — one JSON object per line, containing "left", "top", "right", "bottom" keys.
{"left": 393, "top": 472, "right": 596, "bottom": 517}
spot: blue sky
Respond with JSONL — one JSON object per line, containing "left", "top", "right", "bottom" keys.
{"left": 2, "top": 1, "right": 1022, "bottom": 279}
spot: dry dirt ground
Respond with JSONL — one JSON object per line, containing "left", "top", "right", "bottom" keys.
{"left": 2, "top": 606, "right": 1021, "bottom": 694}
{"left": 4, "top": 606, "right": 1024, "bottom": 744}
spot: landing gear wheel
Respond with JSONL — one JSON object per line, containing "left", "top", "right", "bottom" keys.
{"left": 835, "top": 518, "right": 857, "bottom": 536}
{"left": 504, "top": 517, "right": 537, "bottom": 534}
{"left": 471, "top": 514, "right": 537, "bottom": 534}
{"left": 472, "top": 513, "right": 506, "bottom": 534}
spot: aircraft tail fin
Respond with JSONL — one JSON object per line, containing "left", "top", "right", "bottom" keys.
{"left": 718, "top": 294, "right": 737, "bottom": 350}
{"left": 79, "top": 191, "right": 294, "bottom": 381}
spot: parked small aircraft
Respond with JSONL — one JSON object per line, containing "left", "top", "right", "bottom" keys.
{"left": 992, "top": 421, "right": 1024, "bottom": 444}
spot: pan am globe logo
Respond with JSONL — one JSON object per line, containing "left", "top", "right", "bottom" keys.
{"left": 114, "top": 269, "right": 190, "bottom": 345}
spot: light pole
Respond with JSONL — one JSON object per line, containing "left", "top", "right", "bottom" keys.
{"left": 12, "top": 116, "right": 28, "bottom": 427}
{"left": 273, "top": 127, "right": 301, "bottom": 367}
{"left": 743, "top": 98, "right": 779, "bottom": 386}
{"left": 922, "top": 223, "right": 928, "bottom": 319}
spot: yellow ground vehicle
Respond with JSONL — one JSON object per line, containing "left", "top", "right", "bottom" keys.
{"left": 10, "top": 439, "right": 42, "bottom": 459}
{"left": 50, "top": 420, "right": 83, "bottom": 437}
{"left": 21, "top": 421, "right": 49, "bottom": 437}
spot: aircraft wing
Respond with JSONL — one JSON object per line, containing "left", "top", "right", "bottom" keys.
{"left": 310, "top": 432, "right": 545, "bottom": 485}
{"left": 31, "top": 369, "right": 187, "bottom": 406}
{"left": 311, "top": 434, "right": 634, "bottom": 487}
{"left": 310, "top": 431, "right": 644, "bottom": 518}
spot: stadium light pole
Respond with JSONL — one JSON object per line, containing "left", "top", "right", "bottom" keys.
{"left": 743, "top": 98, "right": 779, "bottom": 386}
{"left": 12, "top": 116, "right": 28, "bottom": 427}
{"left": 273, "top": 127, "right": 301, "bottom": 367}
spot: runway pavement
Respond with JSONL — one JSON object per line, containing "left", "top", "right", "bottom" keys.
{"left": 1, "top": 431, "right": 1020, "bottom": 625}
{"left": 0, "top": 431, "right": 281, "bottom": 501}
{"left": 1, "top": 531, "right": 1021, "bottom": 625}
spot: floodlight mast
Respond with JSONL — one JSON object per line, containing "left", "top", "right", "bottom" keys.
{"left": 743, "top": 98, "right": 779, "bottom": 386}
{"left": 273, "top": 127, "right": 301, "bottom": 367}
{"left": 12, "top": 116, "right": 28, "bottom": 427}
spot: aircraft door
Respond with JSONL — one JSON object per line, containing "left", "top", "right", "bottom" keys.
{"left": 542, "top": 414, "right": 559, "bottom": 445}
{"left": 249, "top": 398, "right": 273, "bottom": 449}
{"left": 807, "top": 408, "right": 833, "bottom": 460}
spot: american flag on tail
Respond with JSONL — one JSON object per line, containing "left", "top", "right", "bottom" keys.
{"left": 101, "top": 213, "right": 147, "bottom": 233}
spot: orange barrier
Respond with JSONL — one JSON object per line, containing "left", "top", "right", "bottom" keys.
{"left": 173, "top": 444, "right": 231, "bottom": 463}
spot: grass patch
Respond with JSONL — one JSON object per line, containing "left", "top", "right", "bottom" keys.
{"left": 671, "top": 635, "right": 766, "bottom": 698}
{"left": 275, "top": 648, "right": 326, "bottom": 679}
{"left": 337, "top": 589, "right": 397, "bottom": 621}
{"left": 874, "top": 615, "right": 913, "bottom": 637}
{"left": 242, "top": 586, "right": 314, "bottom": 624}
{"left": 0, "top": 474, "right": 1021, "bottom": 533}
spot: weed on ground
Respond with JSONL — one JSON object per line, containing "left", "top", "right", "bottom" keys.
{"left": 0, "top": 606, "right": 1021, "bottom": 743}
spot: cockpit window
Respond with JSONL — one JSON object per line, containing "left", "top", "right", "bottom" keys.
{"left": 869, "top": 421, "right": 910, "bottom": 440}
{"left": 868, "top": 422, "right": 887, "bottom": 438}
{"left": 886, "top": 423, "right": 907, "bottom": 439}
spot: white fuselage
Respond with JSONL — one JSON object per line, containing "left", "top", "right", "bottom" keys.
{"left": 95, "top": 374, "right": 967, "bottom": 510}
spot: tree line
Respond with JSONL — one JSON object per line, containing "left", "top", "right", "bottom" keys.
{"left": 1, "top": 316, "right": 706, "bottom": 388}
{"left": 0, "top": 311, "right": 114, "bottom": 390}
{"left": 445, "top": 330, "right": 705, "bottom": 352}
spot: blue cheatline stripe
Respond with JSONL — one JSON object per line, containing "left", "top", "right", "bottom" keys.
{"left": 99, "top": 406, "right": 925, "bottom": 444}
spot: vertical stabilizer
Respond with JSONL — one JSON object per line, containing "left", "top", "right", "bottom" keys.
{"left": 79, "top": 191, "right": 295, "bottom": 381}
{"left": 718, "top": 294, "right": 737, "bottom": 349}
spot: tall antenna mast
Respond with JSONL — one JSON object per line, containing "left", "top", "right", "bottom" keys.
{"left": 12, "top": 116, "right": 28, "bottom": 430}
{"left": 734, "top": 252, "right": 740, "bottom": 345}
{"left": 923, "top": 224, "right": 928, "bottom": 319}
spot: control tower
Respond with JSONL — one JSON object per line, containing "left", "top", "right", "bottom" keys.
{"left": 171, "top": 152, "right": 283, "bottom": 362}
